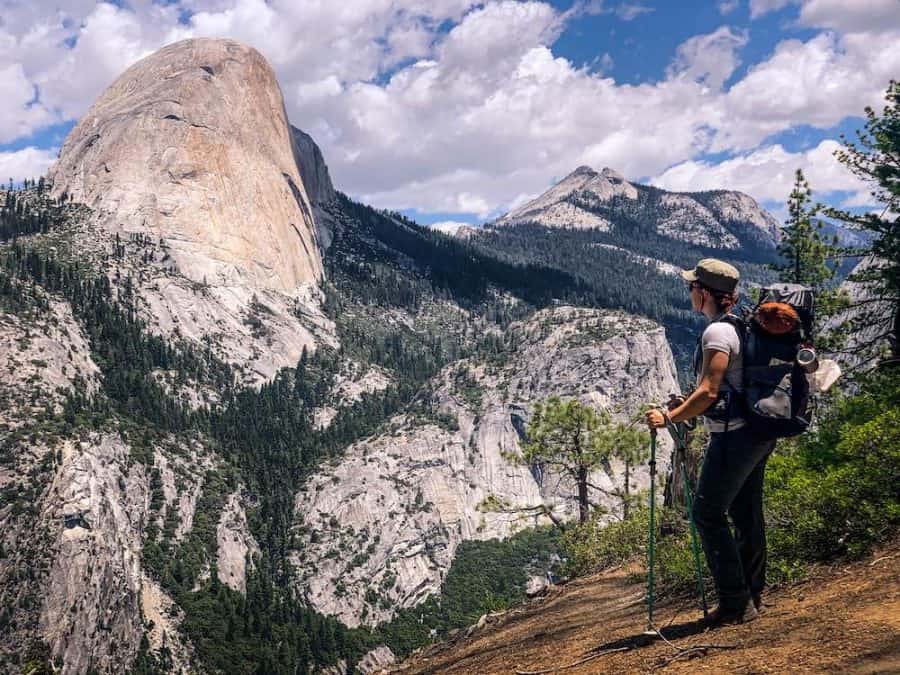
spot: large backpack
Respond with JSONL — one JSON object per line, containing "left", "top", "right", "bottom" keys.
{"left": 702, "top": 283, "right": 816, "bottom": 440}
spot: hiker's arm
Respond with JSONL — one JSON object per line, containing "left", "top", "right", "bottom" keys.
{"left": 646, "top": 349, "right": 729, "bottom": 428}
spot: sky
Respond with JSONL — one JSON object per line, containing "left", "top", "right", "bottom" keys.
{"left": 0, "top": 0, "right": 898, "bottom": 228}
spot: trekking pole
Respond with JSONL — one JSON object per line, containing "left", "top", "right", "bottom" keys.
{"left": 644, "top": 428, "right": 657, "bottom": 635}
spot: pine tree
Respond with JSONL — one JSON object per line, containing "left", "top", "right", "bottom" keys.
{"left": 777, "top": 169, "right": 832, "bottom": 287}
{"left": 522, "top": 398, "right": 617, "bottom": 524}
{"left": 775, "top": 169, "right": 846, "bottom": 347}
{"left": 608, "top": 421, "right": 650, "bottom": 520}
{"left": 823, "top": 80, "right": 900, "bottom": 366}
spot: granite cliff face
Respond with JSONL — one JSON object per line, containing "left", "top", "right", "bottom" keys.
{"left": 292, "top": 126, "right": 337, "bottom": 209}
{"left": 292, "top": 306, "right": 678, "bottom": 627}
{"left": 0, "top": 275, "right": 205, "bottom": 673}
{"left": 38, "top": 434, "right": 150, "bottom": 675}
{"left": 0, "top": 278, "right": 248, "bottom": 672}
{"left": 291, "top": 126, "right": 341, "bottom": 252}
{"left": 829, "top": 256, "right": 896, "bottom": 373}
{"left": 45, "top": 39, "right": 334, "bottom": 382}
{"left": 49, "top": 38, "right": 321, "bottom": 294}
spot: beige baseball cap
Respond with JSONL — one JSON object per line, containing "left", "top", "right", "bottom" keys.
{"left": 681, "top": 258, "right": 739, "bottom": 293}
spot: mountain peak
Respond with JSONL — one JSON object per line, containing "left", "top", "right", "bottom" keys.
{"left": 49, "top": 37, "right": 322, "bottom": 294}
{"left": 494, "top": 165, "right": 638, "bottom": 230}
{"left": 600, "top": 167, "right": 627, "bottom": 182}
{"left": 567, "top": 165, "right": 598, "bottom": 178}
{"left": 561, "top": 166, "right": 627, "bottom": 182}
{"left": 492, "top": 163, "right": 779, "bottom": 250}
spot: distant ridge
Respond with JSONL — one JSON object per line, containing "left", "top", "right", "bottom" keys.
{"left": 492, "top": 165, "right": 780, "bottom": 250}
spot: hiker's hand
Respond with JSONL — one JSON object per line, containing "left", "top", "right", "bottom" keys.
{"left": 645, "top": 409, "right": 668, "bottom": 429}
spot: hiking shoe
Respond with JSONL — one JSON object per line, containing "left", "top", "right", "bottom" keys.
{"left": 752, "top": 593, "right": 764, "bottom": 613}
{"left": 705, "top": 601, "right": 759, "bottom": 628}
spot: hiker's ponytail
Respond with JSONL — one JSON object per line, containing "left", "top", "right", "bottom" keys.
{"left": 702, "top": 284, "right": 738, "bottom": 314}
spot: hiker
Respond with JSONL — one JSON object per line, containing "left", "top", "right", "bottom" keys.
{"left": 645, "top": 258, "right": 774, "bottom": 626}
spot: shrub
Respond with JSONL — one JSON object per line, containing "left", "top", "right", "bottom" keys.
{"left": 766, "top": 376, "right": 900, "bottom": 579}
{"left": 560, "top": 508, "right": 648, "bottom": 577}
{"left": 561, "top": 504, "right": 708, "bottom": 598}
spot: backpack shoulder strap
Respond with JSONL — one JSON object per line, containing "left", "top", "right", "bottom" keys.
{"left": 717, "top": 311, "right": 745, "bottom": 335}
{"left": 712, "top": 312, "right": 745, "bottom": 392}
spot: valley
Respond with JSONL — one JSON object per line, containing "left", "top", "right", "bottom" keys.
{"left": 1, "top": 33, "right": 896, "bottom": 675}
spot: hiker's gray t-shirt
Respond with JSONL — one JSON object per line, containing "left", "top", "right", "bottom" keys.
{"left": 697, "top": 320, "right": 745, "bottom": 432}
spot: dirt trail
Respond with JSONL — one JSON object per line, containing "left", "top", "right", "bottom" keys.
{"left": 391, "top": 543, "right": 900, "bottom": 674}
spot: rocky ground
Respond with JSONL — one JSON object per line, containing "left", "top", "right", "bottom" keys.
{"left": 392, "top": 540, "right": 900, "bottom": 674}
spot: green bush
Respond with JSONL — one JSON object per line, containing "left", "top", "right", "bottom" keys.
{"left": 560, "top": 508, "right": 648, "bottom": 577}
{"left": 374, "top": 527, "right": 560, "bottom": 658}
{"left": 766, "top": 373, "right": 900, "bottom": 577}
{"left": 561, "top": 505, "right": 708, "bottom": 597}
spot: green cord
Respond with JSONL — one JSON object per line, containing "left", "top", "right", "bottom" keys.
{"left": 681, "top": 455, "right": 709, "bottom": 618}
{"left": 647, "top": 429, "right": 657, "bottom": 629}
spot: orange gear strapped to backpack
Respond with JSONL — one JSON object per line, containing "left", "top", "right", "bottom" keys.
{"left": 755, "top": 302, "right": 800, "bottom": 335}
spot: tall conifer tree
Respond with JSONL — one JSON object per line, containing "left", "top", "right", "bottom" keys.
{"left": 824, "top": 80, "right": 900, "bottom": 365}
{"left": 774, "top": 169, "right": 846, "bottom": 347}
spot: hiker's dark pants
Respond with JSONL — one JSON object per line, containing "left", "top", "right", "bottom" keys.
{"left": 691, "top": 427, "right": 776, "bottom": 612}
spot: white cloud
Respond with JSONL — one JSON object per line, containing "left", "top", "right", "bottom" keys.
{"left": 714, "top": 30, "right": 900, "bottom": 150}
{"left": 749, "top": 0, "right": 795, "bottom": 19}
{"left": 798, "top": 0, "right": 900, "bottom": 34}
{"left": 576, "top": 1, "right": 653, "bottom": 21}
{"left": 718, "top": 0, "right": 740, "bottom": 15}
{"left": 651, "top": 139, "right": 872, "bottom": 205}
{"left": 0, "top": 63, "right": 55, "bottom": 143}
{"left": 296, "top": 76, "right": 344, "bottom": 104}
{"left": 268, "top": 0, "right": 899, "bottom": 216}
{"left": 750, "top": 0, "right": 900, "bottom": 31}
{"left": 614, "top": 2, "right": 654, "bottom": 21}
{"left": 1, "top": 0, "right": 898, "bottom": 223}
{"left": 32, "top": 3, "right": 179, "bottom": 121}
{"left": 667, "top": 26, "right": 749, "bottom": 89}
{"left": 0, "top": 0, "right": 483, "bottom": 136}
{"left": 598, "top": 52, "right": 614, "bottom": 72}
{"left": 0, "top": 147, "right": 58, "bottom": 182}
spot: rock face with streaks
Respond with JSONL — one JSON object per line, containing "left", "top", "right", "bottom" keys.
{"left": 0, "top": 298, "right": 100, "bottom": 428}
{"left": 49, "top": 38, "right": 322, "bottom": 294}
{"left": 38, "top": 435, "right": 150, "bottom": 675}
{"left": 655, "top": 192, "right": 738, "bottom": 248}
{"left": 292, "top": 306, "right": 679, "bottom": 627}
{"left": 46, "top": 38, "right": 335, "bottom": 383}
{"left": 140, "top": 574, "right": 193, "bottom": 673}
{"left": 216, "top": 491, "right": 260, "bottom": 593}
{"left": 291, "top": 126, "right": 341, "bottom": 252}
{"left": 829, "top": 256, "right": 896, "bottom": 373}
{"left": 357, "top": 646, "right": 396, "bottom": 674}
{"left": 292, "top": 126, "right": 336, "bottom": 209}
